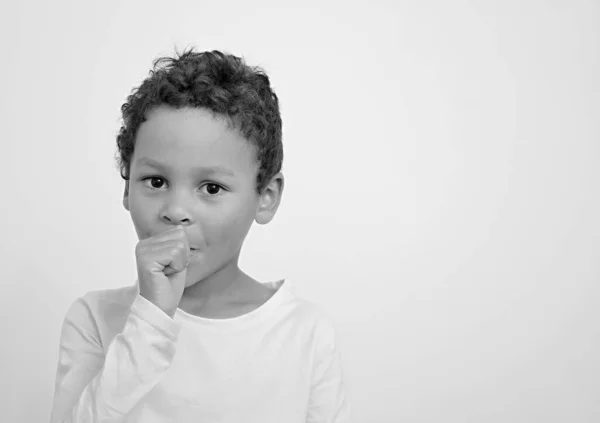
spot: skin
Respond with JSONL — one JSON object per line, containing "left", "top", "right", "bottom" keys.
{"left": 122, "top": 105, "right": 284, "bottom": 318}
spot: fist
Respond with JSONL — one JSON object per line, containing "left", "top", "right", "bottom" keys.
{"left": 135, "top": 226, "right": 190, "bottom": 318}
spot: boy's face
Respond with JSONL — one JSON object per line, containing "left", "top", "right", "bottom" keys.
{"left": 123, "top": 105, "right": 281, "bottom": 288}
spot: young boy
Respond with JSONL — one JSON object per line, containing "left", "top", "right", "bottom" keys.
{"left": 49, "top": 48, "right": 350, "bottom": 422}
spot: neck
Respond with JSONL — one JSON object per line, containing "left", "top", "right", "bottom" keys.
{"left": 182, "top": 258, "right": 248, "bottom": 303}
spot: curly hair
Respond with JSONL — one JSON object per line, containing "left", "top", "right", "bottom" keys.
{"left": 115, "top": 47, "right": 283, "bottom": 195}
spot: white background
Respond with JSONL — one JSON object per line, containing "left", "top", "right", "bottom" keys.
{"left": 1, "top": 1, "right": 599, "bottom": 422}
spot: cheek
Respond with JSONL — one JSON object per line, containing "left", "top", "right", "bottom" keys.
{"left": 202, "top": 211, "right": 254, "bottom": 249}
{"left": 128, "top": 192, "right": 157, "bottom": 240}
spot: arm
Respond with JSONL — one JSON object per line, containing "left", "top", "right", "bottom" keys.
{"left": 306, "top": 317, "right": 351, "bottom": 423}
{"left": 49, "top": 293, "right": 181, "bottom": 423}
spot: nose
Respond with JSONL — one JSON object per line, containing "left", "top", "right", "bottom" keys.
{"left": 160, "top": 193, "right": 195, "bottom": 226}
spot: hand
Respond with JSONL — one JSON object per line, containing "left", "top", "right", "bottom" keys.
{"left": 135, "top": 225, "right": 190, "bottom": 318}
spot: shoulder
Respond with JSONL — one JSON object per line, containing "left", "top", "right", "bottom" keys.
{"left": 280, "top": 290, "right": 341, "bottom": 350}
{"left": 62, "top": 282, "right": 139, "bottom": 348}
{"left": 80, "top": 282, "right": 139, "bottom": 310}
{"left": 270, "top": 279, "right": 335, "bottom": 324}
{"left": 72, "top": 283, "right": 138, "bottom": 321}
{"left": 289, "top": 297, "right": 336, "bottom": 328}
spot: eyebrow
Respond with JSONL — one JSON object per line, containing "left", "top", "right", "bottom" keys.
{"left": 134, "top": 157, "right": 237, "bottom": 177}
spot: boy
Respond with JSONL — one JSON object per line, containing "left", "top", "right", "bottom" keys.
{"left": 49, "top": 48, "right": 350, "bottom": 422}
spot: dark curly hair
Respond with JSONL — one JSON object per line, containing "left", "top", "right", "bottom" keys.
{"left": 115, "top": 47, "right": 283, "bottom": 195}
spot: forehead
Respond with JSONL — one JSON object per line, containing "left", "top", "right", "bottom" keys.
{"left": 132, "top": 106, "right": 257, "bottom": 173}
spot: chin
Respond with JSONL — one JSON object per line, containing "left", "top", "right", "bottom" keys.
{"left": 184, "top": 278, "right": 201, "bottom": 288}
{"left": 184, "top": 271, "right": 204, "bottom": 288}
{"left": 184, "top": 263, "right": 215, "bottom": 288}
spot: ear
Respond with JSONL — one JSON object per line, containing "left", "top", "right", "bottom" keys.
{"left": 255, "top": 172, "right": 284, "bottom": 225}
{"left": 122, "top": 180, "right": 130, "bottom": 211}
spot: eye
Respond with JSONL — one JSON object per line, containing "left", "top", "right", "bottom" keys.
{"left": 202, "top": 183, "right": 224, "bottom": 196}
{"left": 142, "top": 177, "right": 167, "bottom": 189}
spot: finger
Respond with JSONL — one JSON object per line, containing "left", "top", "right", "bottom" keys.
{"left": 143, "top": 226, "right": 189, "bottom": 245}
{"left": 155, "top": 243, "right": 190, "bottom": 273}
{"left": 136, "top": 239, "right": 187, "bottom": 263}
{"left": 143, "top": 239, "right": 189, "bottom": 254}
{"left": 138, "top": 232, "right": 190, "bottom": 255}
{"left": 138, "top": 241, "right": 189, "bottom": 273}
{"left": 163, "top": 265, "right": 185, "bottom": 277}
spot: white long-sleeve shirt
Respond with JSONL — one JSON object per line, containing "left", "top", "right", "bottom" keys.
{"left": 50, "top": 279, "right": 350, "bottom": 423}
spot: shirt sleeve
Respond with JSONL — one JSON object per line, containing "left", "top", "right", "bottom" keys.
{"left": 306, "top": 315, "right": 351, "bottom": 423}
{"left": 49, "top": 293, "right": 182, "bottom": 423}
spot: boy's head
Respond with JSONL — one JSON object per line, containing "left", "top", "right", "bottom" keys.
{"left": 117, "top": 48, "right": 284, "bottom": 287}
{"left": 116, "top": 48, "right": 283, "bottom": 196}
